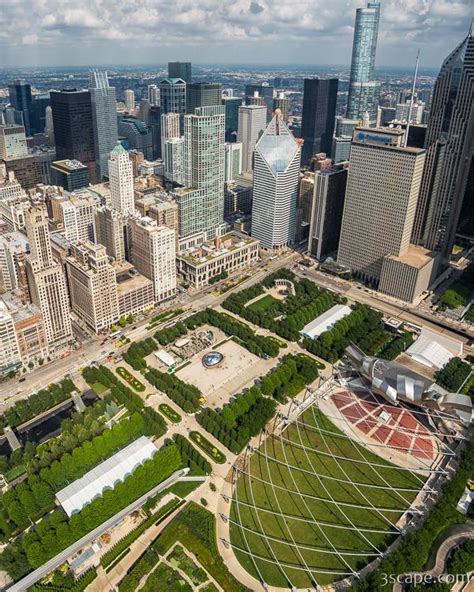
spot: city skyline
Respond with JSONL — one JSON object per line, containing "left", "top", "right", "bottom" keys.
{"left": 0, "top": 1, "right": 471, "bottom": 69}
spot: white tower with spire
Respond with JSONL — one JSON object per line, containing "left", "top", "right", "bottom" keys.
{"left": 108, "top": 143, "right": 135, "bottom": 215}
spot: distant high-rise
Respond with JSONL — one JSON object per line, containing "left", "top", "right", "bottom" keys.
{"left": 184, "top": 105, "right": 225, "bottom": 238}
{"left": 395, "top": 100, "right": 425, "bottom": 124}
{"left": 164, "top": 138, "right": 185, "bottom": 186}
{"left": 60, "top": 194, "right": 95, "bottom": 243}
{"left": 159, "top": 78, "right": 187, "bottom": 132}
{"left": 224, "top": 142, "right": 243, "bottom": 183}
{"left": 148, "top": 85, "right": 160, "bottom": 107}
{"left": 0, "top": 124, "right": 28, "bottom": 159}
{"left": 94, "top": 206, "right": 126, "bottom": 264}
{"left": 186, "top": 83, "right": 222, "bottom": 114}
{"left": 222, "top": 97, "right": 242, "bottom": 142}
{"left": 412, "top": 26, "right": 474, "bottom": 260}
{"left": 237, "top": 105, "right": 267, "bottom": 173}
{"left": 124, "top": 89, "right": 135, "bottom": 112}
{"left": 273, "top": 93, "right": 289, "bottom": 122}
{"left": 337, "top": 128, "right": 434, "bottom": 302}
{"left": 45, "top": 106, "right": 54, "bottom": 144}
{"left": 25, "top": 204, "right": 72, "bottom": 348}
{"left": 160, "top": 113, "right": 181, "bottom": 160}
{"left": 109, "top": 143, "right": 135, "bottom": 215}
{"left": 251, "top": 113, "right": 301, "bottom": 249}
{"left": 50, "top": 89, "right": 97, "bottom": 183}
{"left": 245, "top": 83, "right": 274, "bottom": 121}
{"left": 168, "top": 62, "right": 192, "bottom": 84}
{"left": 8, "top": 80, "right": 32, "bottom": 135}
{"left": 118, "top": 118, "right": 153, "bottom": 160}
{"left": 301, "top": 78, "right": 338, "bottom": 165}
{"left": 346, "top": 2, "right": 381, "bottom": 123}
{"left": 89, "top": 71, "right": 118, "bottom": 180}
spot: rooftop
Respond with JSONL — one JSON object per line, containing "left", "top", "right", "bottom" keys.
{"left": 178, "top": 232, "right": 257, "bottom": 265}
{"left": 385, "top": 244, "right": 436, "bottom": 269}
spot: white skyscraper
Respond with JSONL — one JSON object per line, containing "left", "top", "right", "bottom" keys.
{"left": 124, "top": 89, "right": 135, "bottom": 112}
{"left": 164, "top": 137, "right": 185, "bottom": 186}
{"left": 0, "top": 301, "right": 21, "bottom": 377}
{"left": 161, "top": 113, "right": 181, "bottom": 160}
{"left": 224, "top": 142, "right": 243, "bottom": 183}
{"left": 44, "top": 106, "right": 54, "bottom": 144}
{"left": 148, "top": 85, "right": 160, "bottom": 106}
{"left": 395, "top": 100, "right": 425, "bottom": 124}
{"left": 0, "top": 124, "right": 28, "bottom": 159}
{"left": 108, "top": 143, "right": 135, "bottom": 215}
{"left": 89, "top": 70, "right": 119, "bottom": 179}
{"left": 237, "top": 105, "right": 267, "bottom": 172}
{"left": 60, "top": 195, "right": 96, "bottom": 243}
{"left": 251, "top": 113, "right": 301, "bottom": 249}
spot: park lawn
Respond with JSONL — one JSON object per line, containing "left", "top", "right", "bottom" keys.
{"left": 247, "top": 294, "right": 279, "bottom": 312}
{"left": 154, "top": 503, "right": 251, "bottom": 592}
{"left": 142, "top": 563, "right": 193, "bottom": 592}
{"left": 90, "top": 382, "right": 109, "bottom": 395}
{"left": 230, "top": 407, "right": 424, "bottom": 588}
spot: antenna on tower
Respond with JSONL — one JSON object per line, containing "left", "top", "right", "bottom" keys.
{"left": 405, "top": 49, "right": 420, "bottom": 147}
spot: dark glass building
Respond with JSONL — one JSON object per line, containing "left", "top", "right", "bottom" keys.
{"left": 52, "top": 159, "right": 90, "bottom": 191}
{"left": 168, "top": 62, "right": 192, "bottom": 84}
{"left": 50, "top": 89, "right": 97, "bottom": 183}
{"left": 186, "top": 83, "right": 222, "bottom": 114}
{"left": 8, "top": 80, "right": 33, "bottom": 135}
{"left": 301, "top": 78, "right": 338, "bottom": 165}
{"left": 222, "top": 97, "right": 242, "bottom": 142}
{"left": 30, "top": 96, "right": 50, "bottom": 135}
{"left": 244, "top": 83, "right": 274, "bottom": 120}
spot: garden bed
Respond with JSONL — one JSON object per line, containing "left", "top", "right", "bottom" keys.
{"left": 189, "top": 431, "right": 226, "bottom": 464}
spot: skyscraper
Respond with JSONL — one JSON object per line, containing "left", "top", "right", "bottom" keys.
{"left": 412, "top": 26, "right": 474, "bottom": 260}
{"left": 160, "top": 112, "right": 181, "bottom": 160}
{"left": 224, "top": 142, "right": 243, "bottom": 183}
{"left": 60, "top": 194, "right": 95, "bottom": 243}
{"left": 163, "top": 138, "right": 185, "bottom": 186}
{"left": 89, "top": 71, "right": 119, "bottom": 180}
{"left": 50, "top": 89, "right": 97, "bottom": 183}
{"left": 186, "top": 83, "right": 222, "bottom": 114}
{"left": 94, "top": 206, "right": 126, "bottom": 264}
{"left": 109, "top": 143, "right": 135, "bottom": 215}
{"left": 346, "top": 2, "right": 381, "bottom": 124}
{"left": 117, "top": 118, "right": 153, "bottom": 160}
{"left": 184, "top": 105, "right": 225, "bottom": 237}
{"left": 237, "top": 105, "right": 267, "bottom": 173}
{"left": 0, "top": 301, "right": 21, "bottom": 377}
{"left": 273, "top": 93, "right": 289, "bottom": 122}
{"left": 222, "top": 97, "right": 242, "bottom": 142}
{"left": 8, "top": 80, "right": 33, "bottom": 135}
{"left": 0, "top": 124, "right": 28, "bottom": 159}
{"left": 159, "top": 78, "right": 187, "bottom": 132}
{"left": 168, "top": 62, "right": 192, "bottom": 84}
{"left": 245, "top": 83, "right": 274, "bottom": 120}
{"left": 337, "top": 128, "right": 428, "bottom": 292}
{"left": 301, "top": 78, "right": 339, "bottom": 165}
{"left": 148, "top": 85, "right": 160, "bottom": 107}
{"left": 24, "top": 204, "right": 72, "bottom": 348}
{"left": 124, "top": 89, "right": 135, "bottom": 112}
{"left": 251, "top": 113, "right": 301, "bottom": 249}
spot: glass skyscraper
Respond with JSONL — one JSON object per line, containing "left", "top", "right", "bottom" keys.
{"left": 346, "top": 2, "right": 381, "bottom": 123}
{"left": 89, "top": 71, "right": 118, "bottom": 180}
{"left": 301, "top": 78, "right": 338, "bottom": 165}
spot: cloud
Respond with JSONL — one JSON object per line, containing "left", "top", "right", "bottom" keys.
{"left": 0, "top": 0, "right": 471, "bottom": 67}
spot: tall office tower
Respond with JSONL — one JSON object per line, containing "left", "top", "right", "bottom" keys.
{"left": 159, "top": 78, "right": 187, "bottom": 132}
{"left": 8, "top": 80, "right": 33, "bottom": 135}
{"left": 186, "top": 83, "right": 222, "bottom": 114}
{"left": 168, "top": 62, "right": 192, "bottom": 84}
{"left": 124, "top": 89, "right": 135, "bottom": 112}
{"left": 139, "top": 100, "right": 151, "bottom": 125}
{"left": 66, "top": 241, "right": 119, "bottom": 333}
{"left": 0, "top": 301, "right": 21, "bottom": 377}
{"left": 148, "top": 85, "right": 160, "bottom": 106}
{"left": 237, "top": 105, "right": 267, "bottom": 172}
{"left": 346, "top": 2, "right": 381, "bottom": 124}
{"left": 50, "top": 89, "right": 97, "bottom": 183}
{"left": 94, "top": 206, "right": 126, "bottom": 264}
{"left": 160, "top": 113, "right": 181, "bottom": 159}
{"left": 224, "top": 142, "right": 243, "bottom": 183}
{"left": 30, "top": 95, "right": 50, "bottom": 135}
{"left": 338, "top": 128, "right": 429, "bottom": 295}
{"left": 222, "top": 97, "right": 242, "bottom": 142}
{"left": 376, "top": 106, "right": 396, "bottom": 127}
{"left": 0, "top": 124, "right": 28, "bottom": 159}
{"left": 89, "top": 71, "right": 119, "bottom": 180}
{"left": 245, "top": 92, "right": 266, "bottom": 107}
{"left": 148, "top": 105, "right": 162, "bottom": 159}
{"left": 52, "top": 159, "right": 90, "bottom": 191}
{"left": 44, "top": 106, "right": 54, "bottom": 144}
{"left": 24, "top": 204, "right": 73, "bottom": 348}
{"left": 0, "top": 231, "right": 29, "bottom": 294}
{"left": 412, "top": 27, "right": 474, "bottom": 260}
{"left": 109, "top": 143, "right": 135, "bottom": 215}
{"left": 301, "top": 78, "right": 339, "bottom": 165}
{"left": 60, "top": 195, "right": 96, "bottom": 243}
{"left": 251, "top": 113, "right": 301, "bottom": 249}
{"left": 273, "top": 93, "right": 289, "bottom": 122}
{"left": 184, "top": 105, "right": 225, "bottom": 238}
{"left": 295, "top": 172, "right": 315, "bottom": 243}
{"left": 332, "top": 135, "right": 352, "bottom": 163}
{"left": 457, "top": 158, "right": 474, "bottom": 239}
{"left": 395, "top": 100, "right": 425, "bottom": 124}
{"left": 308, "top": 164, "right": 348, "bottom": 260}
{"left": 245, "top": 83, "right": 274, "bottom": 120}
{"left": 163, "top": 138, "right": 185, "bottom": 185}
{"left": 128, "top": 217, "right": 176, "bottom": 302}
{"left": 117, "top": 118, "right": 153, "bottom": 160}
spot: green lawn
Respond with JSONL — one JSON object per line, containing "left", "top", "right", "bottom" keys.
{"left": 247, "top": 294, "right": 279, "bottom": 312}
{"left": 230, "top": 408, "right": 423, "bottom": 588}
{"left": 90, "top": 382, "right": 108, "bottom": 395}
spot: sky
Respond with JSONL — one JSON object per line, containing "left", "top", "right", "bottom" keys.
{"left": 0, "top": 0, "right": 472, "bottom": 69}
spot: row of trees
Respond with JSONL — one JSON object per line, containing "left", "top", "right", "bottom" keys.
{"left": 18, "top": 444, "right": 182, "bottom": 571}
{"left": 209, "top": 270, "right": 228, "bottom": 284}
{"left": 197, "top": 386, "right": 277, "bottom": 453}
{"left": 167, "top": 433, "right": 212, "bottom": 475}
{"left": 154, "top": 322, "right": 187, "bottom": 346}
{"left": 379, "top": 332, "right": 414, "bottom": 361}
{"left": 435, "top": 357, "right": 472, "bottom": 393}
{"left": 354, "top": 439, "right": 474, "bottom": 591}
{"left": 0, "top": 378, "right": 76, "bottom": 430}
{"left": 448, "top": 539, "right": 474, "bottom": 575}
{"left": 83, "top": 366, "right": 167, "bottom": 437}
{"left": 1, "top": 413, "right": 146, "bottom": 536}
{"left": 123, "top": 337, "right": 157, "bottom": 371}
{"left": 304, "top": 305, "right": 383, "bottom": 363}
{"left": 183, "top": 309, "right": 279, "bottom": 358}
{"left": 261, "top": 355, "right": 319, "bottom": 402}
{"left": 145, "top": 367, "right": 201, "bottom": 413}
